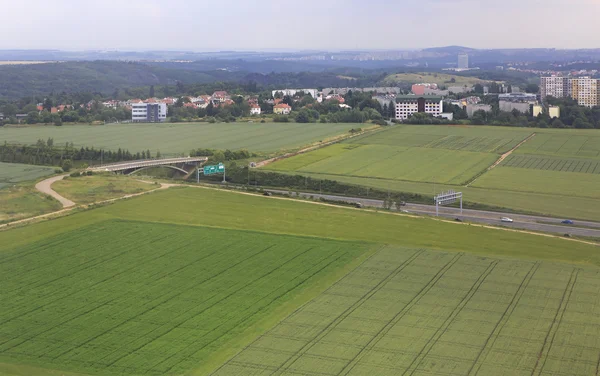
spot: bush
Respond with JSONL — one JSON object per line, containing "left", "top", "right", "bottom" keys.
{"left": 54, "top": 168, "right": 63, "bottom": 174}
{"left": 86, "top": 170, "right": 93, "bottom": 176}
{"left": 61, "top": 159, "right": 73, "bottom": 172}
{"left": 70, "top": 171, "right": 81, "bottom": 178}
{"left": 260, "top": 119, "right": 266, "bottom": 123}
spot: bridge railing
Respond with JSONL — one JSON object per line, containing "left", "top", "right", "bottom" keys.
{"left": 89, "top": 157, "right": 208, "bottom": 172}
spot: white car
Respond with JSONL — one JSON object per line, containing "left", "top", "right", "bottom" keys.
{"left": 501, "top": 217, "right": 514, "bottom": 223}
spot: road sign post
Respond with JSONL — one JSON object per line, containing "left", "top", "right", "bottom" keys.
{"left": 198, "top": 163, "right": 226, "bottom": 183}
{"left": 434, "top": 190, "right": 463, "bottom": 216}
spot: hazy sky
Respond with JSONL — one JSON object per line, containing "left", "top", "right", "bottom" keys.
{"left": 1, "top": 0, "right": 598, "bottom": 51}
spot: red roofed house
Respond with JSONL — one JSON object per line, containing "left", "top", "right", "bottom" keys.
{"left": 250, "top": 104, "right": 261, "bottom": 115}
{"left": 273, "top": 103, "right": 292, "bottom": 115}
{"left": 211, "top": 91, "right": 230, "bottom": 105}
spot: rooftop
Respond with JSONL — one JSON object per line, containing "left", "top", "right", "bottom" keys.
{"left": 395, "top": 95, "right": 443, "bottom": 103}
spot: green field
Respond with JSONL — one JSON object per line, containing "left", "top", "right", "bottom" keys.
{"left": 266, "top": 125, "right": 532, "bottom": 186}
{"left": 0, "top": 220, "right": 367, "bottom": 375}
{"left": 215, "top": 248, "right": 600, "bottom": 376}
{"left": 473, "top": 167, "right": 600, "bottom": 199}
{"left": 0, "top": 123, "right": 357, "bottom": 155}
{"left": 1, "top": 187, "right": 600, "bottom": 375}
{"left": 263, "top": 125, "right": 600, "bottom": 220}
{"left": 268, "top": 143, "right": 496, "bottom": 185}
{"left": 0, "top": 162, "right": 55, "bottom": 190}
{"left": 382, "top": 72, "right": 486, "bottom": 87}
{"left": 52, "top": 174, "right": 156, "bottom": 204}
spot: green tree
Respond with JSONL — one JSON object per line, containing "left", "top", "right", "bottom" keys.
{"left": 149, "top": 85, "right": 155, "bottom": 98}
{"left": 61, "top": 159, "right": 73, "bottom": 172}
{"left": 43, "top": 98, "right": 53, "bottom": 112}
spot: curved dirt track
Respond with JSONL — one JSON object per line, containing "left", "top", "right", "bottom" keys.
{"left": 35, "top": 175, "right": 76, "bottom": 208}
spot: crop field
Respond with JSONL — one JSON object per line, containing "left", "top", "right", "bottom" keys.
{"left": 215, "top": 247, "right": 600, "bottom": 376}
{"left": 265, "top": 125, "right": 532, "bottom": 185}
{"left": 0, "top": 162, "right": 55, "bottom": 189}
{"left": 268, "top": 144, "right": 496, "bottom": 185}
{"left": 516, "top": 132, "right": 600, "bottom": 158}
{"left": 2, "top": 187, "right": 600, "bottom": 375}
{"left": 472, "top": 167, "right": 600, "bottom": 199}
{"left": 349, "top": 125, "right": 532, "bottom": 154}
{"left": 502, "top": 154, "right": 600, "bottom": 174}
{"left": 0, "top": 220, "right": 368, "bottom": 375}
{"left": 0, "top": 122, "right": 357, "bottom": 155}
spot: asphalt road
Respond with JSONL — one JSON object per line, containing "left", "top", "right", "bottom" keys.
{"left": 266, "top": 189, "right": 600, "bottom": 238}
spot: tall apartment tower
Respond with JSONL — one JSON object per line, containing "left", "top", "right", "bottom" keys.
{"left": 458, "top": 54, "right": 469, "bottom": 69}
{"left": 571, "top": 77, "right": 600, "bottom": 108}
{"left": 540, "top": 76, "right": 571, "bottom": 102}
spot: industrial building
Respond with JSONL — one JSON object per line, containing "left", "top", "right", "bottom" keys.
{"left": 131, "top": 102, "right": 167, "bottom": 123}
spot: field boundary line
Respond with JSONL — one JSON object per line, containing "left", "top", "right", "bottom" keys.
{"left": 466, "top": 132, "right": 536, "bottom": 187}
{"left": 402, "top": 261, "right": 498, "bottom": 376}
{"left": 531, "top": 268, "right": 580, "bottom": 376}
{"left": 467, "top": 262, "right": 540, "bottom": 375}
{"left": 264, "top": 249, "right": 428, "bottom": 376}
{"left": 596, "top": 351, "right": 600, "bottom": 376}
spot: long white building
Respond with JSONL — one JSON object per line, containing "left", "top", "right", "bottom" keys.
{"left": 272, "top": 89, "right": 318, "bottom": 98}
{"left": 395, "top": 95, "right": 443, "bottom": 120}
{"left": 131, "top": 103, "right": 167, "bottom": 123}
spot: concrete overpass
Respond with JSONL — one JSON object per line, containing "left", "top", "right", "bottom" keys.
{"left": 89, "top": 156, "right": 208, "bottom": 175}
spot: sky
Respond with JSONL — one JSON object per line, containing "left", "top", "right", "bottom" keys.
{"left": 1, "top": 0, "right": 599, "bottom": 51}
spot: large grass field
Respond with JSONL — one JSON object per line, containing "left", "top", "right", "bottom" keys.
{"left": 0, "top": 123, "right": 358, "bottom": 155}
{"left": 52, "top": 174, "right": 156, "bottom": 204}
{"left": 264, "top": 125, "right": 600, "bottom": 220}
{"left": 1, "top": 187, "right": 600, "bottom": 375}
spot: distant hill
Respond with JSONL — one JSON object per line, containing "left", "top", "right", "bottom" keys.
{"left": 422, "top": 46, "right": 477, "bottom": 54}
{"left": 0, "top": 61, "right": 225, "bottom": 99}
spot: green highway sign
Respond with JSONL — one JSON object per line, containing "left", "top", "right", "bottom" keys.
{"left": 203, "top": 163, "right": 225, "bottom": 175}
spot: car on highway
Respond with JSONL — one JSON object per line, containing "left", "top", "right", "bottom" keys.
{"left": 501, "top": 217, "right": 514, "bottom": 223}
{"left": 561, "top": 219, "right": 574, "bottom": 225}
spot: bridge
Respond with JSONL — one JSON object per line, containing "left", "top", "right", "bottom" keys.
{"left": 89, "top": 156, "right": 208, "bottom": 175}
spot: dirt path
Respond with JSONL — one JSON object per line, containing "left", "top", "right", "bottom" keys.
{"left": 467, "top": 133, "right": 536, "bottom": 187}
{"left": 35, "top": 175, "right": 76, "bottom": 208}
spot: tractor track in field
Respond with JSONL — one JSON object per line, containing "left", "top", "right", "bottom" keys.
{"left": 466, "top": 132, "right": 536, "bottom": 187}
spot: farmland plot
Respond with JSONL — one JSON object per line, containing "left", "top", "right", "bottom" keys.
{"left": 472, "top": 167, "right": 600, "bottom": 199}
{"left": 0, "top": 220, "right": 368, "bottom": 375}
{"left": 516, "top": 133, "right": 600, "bottom": 159}
{"left": 214, "top": 246, "right": 600, "bottom": 376}
{"left": 0, "top": 162, "right": 55, "bottom": 189}
{"left": 268, "top": 144, "right": 496, "bottom": 185}
{"left": 502, "top": 154, "right": 600, "bottom": 174}
{"left": 348, "top": 125, "right": 532, "bottom": 154}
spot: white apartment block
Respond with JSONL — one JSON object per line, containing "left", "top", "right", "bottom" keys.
{"left": 540, "top": 76, "right": 570, "bottom": 100}
{"left": 395, "top": 95, "right": 443, "bottom": 120}
{"left": 132, "top": 103, "right": 167, "bottom": 123}
{"left": 272, "top": 89, "right": 319, "bottom": 98}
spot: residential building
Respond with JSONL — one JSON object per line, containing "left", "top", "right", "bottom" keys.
{"left": 0, "top": 113, "right": 4, "bottom": 121}
{"left": 458, "top": 54, "right": 469, "bottom": 69}
{"left": 273, "top": 103, "right": 292, "bottom": 115}
{"left": 549, "top": 106, "right": 560, "bottom": 118}
{"left": 571, "top": 77, "right": 599, "bottom": 108}
{"left": 498, "top": 93, "right": 537, "bottom": 102}
{"left": 211, "top": 91, "right": 230, "bottom": 105}
{"left": 532, "top": 105, "right": 543, "bottom": 117}
{"left": 540, "top": 76, "right": 570, "bottom": 100}
{"left": 394, "top": 95, "right": 443, "bottom": 120}
{"left": 250, "top": 104, "right": 261, "bottom": 115}
{"left": 131, "top": 102, "right": 167, "bottom": 123}
{"left": 466, "top": 104, "right": 492, "bottom": 118}
{"left": 272, "top": 89, "right": 318, "bottom": 98}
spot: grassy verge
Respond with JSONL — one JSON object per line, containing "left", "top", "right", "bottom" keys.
{"left": 0, "top": 182, "right": 62, "bottom": 223}
{"left": 52, "top": 174, "right": 156, "bottom": 204}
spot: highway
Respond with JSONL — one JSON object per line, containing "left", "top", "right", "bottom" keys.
{"left": 265, "top": 189, "right": 600, "bottom": 239}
